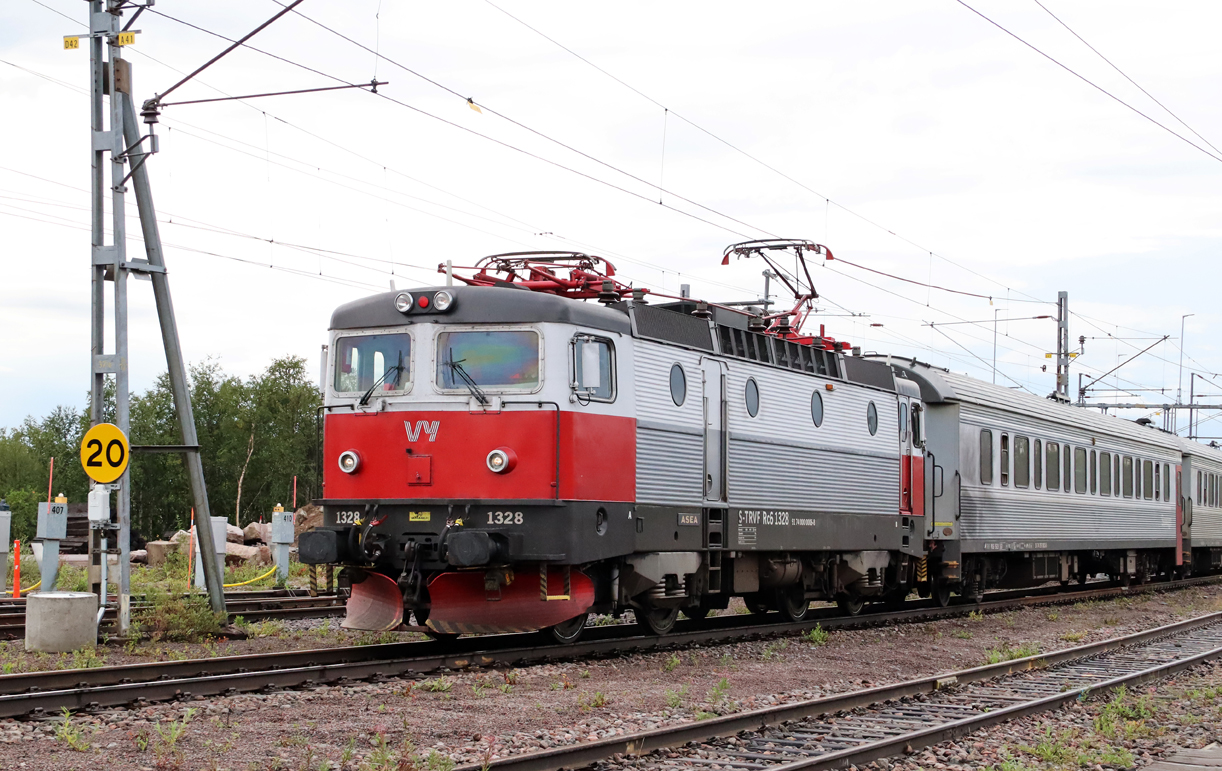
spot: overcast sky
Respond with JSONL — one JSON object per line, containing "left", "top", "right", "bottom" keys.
{"left": 2, "top": 1, "right": 1219, "bottom": 438}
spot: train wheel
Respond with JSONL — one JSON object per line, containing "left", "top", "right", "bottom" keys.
{"left": 835, "top": 593, "right": 865, "bottom": 616}
{"left": 636, "top": 606, "right": 680, "bottom": 635}
{"left": 778, "top": 587, "right": 811, "bottom": 622}
{"left": 744, "top": 593, "right": 770, "bottom": 615}
{"left": 933, "top": 582, "right": 952, "bottom": 608}
{"left": 548, "top": 613, "right": 589, "bottom": 644}
{"left": 681, "top": 606, "right": 710, "bottom": 621}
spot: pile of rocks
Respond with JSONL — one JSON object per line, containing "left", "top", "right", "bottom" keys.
{"left": 145, "top": 522, "right": 275, "bottom": 567}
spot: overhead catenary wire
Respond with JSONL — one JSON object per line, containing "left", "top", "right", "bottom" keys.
{"left": 19, "top": 1, "right": 1214, "bottom": 398}
{"left": 954, "top": 0, "right": 1222, "bottom": 164}
{"left": 480, "top": 0, "right": 1049, "bottom": 306}
{"left": 1030, "top": 0, "right": 1222, "bottom": 157}
{"left": 147, "top": 4, "right": 769, "bottom": 241}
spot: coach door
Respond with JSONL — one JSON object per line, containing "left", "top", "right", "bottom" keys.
{"left": 701, "top": 359, "right": 728, "bottom": 504}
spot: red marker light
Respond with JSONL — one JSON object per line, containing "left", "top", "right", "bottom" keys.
{"left": 417, "top": 295, "right": 430, "bottom": 309}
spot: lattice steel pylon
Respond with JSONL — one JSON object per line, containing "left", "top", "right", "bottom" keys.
{"left": 86, "top": 0, "right": 226, "bottom": 626}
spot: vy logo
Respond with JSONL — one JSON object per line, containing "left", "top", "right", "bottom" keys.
{"left": 405, "top": 420, "right": 440, "bottom": 442}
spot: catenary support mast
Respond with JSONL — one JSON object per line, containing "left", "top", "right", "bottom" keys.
{"left": 86, "top": 0, "right": 227, "bottom": 621}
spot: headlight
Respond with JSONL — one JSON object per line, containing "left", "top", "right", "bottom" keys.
{"left": 394, "top": 293, "right": 414, "bottom": 313}
{"left": 338, "top": 450, "right": 361, "bottom": 474}
{"left": 486, "top": 447, "right": 517, "bottom": 473}
{"left": 433, "top": 290, "right": 454, "bottom": 311}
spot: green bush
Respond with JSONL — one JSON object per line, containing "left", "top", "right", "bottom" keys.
{"left": 134, "top": 587, "right": 226, "bottom": 642}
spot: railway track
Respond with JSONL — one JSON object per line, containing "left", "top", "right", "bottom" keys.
{"left": 0, "top": 589, "right": 345, "bottom": 639}
{"left": 0, "top": 573, "right": 1215, "bottom": 720}
{"left": 459, "top": 611, "right": 1222, "bottom": 771}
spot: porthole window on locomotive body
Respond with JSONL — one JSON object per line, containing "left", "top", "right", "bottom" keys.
{"left": 669, "top": 363, "right": 686, "bottom": 406}
{"left": 810, "top": 390, "right": 824, "bottom": 427}
{"left": 866, "top": 401, "right": 879, "bottom": 436}
{"left": 745, "top": 378, "right": 760, "bottom": 417}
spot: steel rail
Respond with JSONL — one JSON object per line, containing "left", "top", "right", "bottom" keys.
{"left": 0, "top": 575, "right": 1215, "bottom": 718}
{"left": 0, "top": 594, "right": 345, "bottom": 638}
{"left": 456, "top": 611, "right": 1222, "bottom": 771}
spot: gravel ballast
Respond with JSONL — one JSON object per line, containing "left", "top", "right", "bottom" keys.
{"left": 0, "top": 584, "right": 1219, "bottom": 770}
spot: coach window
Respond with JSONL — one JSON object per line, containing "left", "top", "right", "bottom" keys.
{"left": 745, "top": 378, "right": 760, "bottom": 417}
{"left": 1154, "top": 463, "right": 1161, "bottom": 501}
{"left": 979, "top": 429, "right": 993, "bottom": 485}
{"left": 1199, "top": 471, "right": 1204, "bottom": 504}
{"left": 1100, "top": 452, "right": 1112, "bottom": 496}
{"left": 571, "top": 335, "right": 615, "bottom": 402}
{"left": 669, "top": 364, "right": 687, "bottom": 407}
{"left": 1122, "top": 456, "right": 1134, "bottom": 498}
{"left": 1034, "top": 439, "right": 1043, "bottom": 489}
{"left": 1063, "top": 444, "right": 1072, "bottom": 493}
{"left": 999, "top": 434, "right": 1010, "bottom": 486}
{"left": 1074, "top": 447, "right": 1087, "bottom": 494}
{"left": 1090, "top": 450, "right": 1097, "bottom": 495}
{"left": 1114, "top": 455, "right": 1121, "bottom": 496}
{"left": 1143, "top": 460, "right": 1154, "bottom": 500}
{"left": 867, "top": 402, "right": 879, "bottom": 436}
{"left": 1164, "top": 464, "right": 1171, "bottom": 501}
{"left": 1046, "top": 441, "right": 1059, "bottom": 491}
{"left": 1014, "top": 435, "right": 1030, "bottom": 488}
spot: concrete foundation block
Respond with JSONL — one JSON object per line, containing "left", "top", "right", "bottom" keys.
{"left": 25, "top": 592, "right": 98, "bottom": 653}
{"left": 145, "top": 540, "right": 179, "bottom": 567}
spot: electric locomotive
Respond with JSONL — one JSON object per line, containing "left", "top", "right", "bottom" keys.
{"left": 301, "top": 240, "right": 934, "bottom": 640}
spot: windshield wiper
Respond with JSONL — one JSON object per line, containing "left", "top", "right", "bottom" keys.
{"left": 445, "top": 348, "right": 488, "bottom": 406}
{"left": 358, "top": 352, "right": 404, "bottom": 406}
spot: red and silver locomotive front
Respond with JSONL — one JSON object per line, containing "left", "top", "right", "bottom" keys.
{"left": 303, "top": 283, "right": 637, "bottom": 635}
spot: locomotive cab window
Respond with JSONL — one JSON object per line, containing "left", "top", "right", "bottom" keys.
{"left": 570, "top": 335, "right": 615, "bottom": 401}
{"left": 899, "top": 402, "right": 908, "bottom": 440}
{"left": 979, "top": 429, "right": 993, "bottom": 485}
{"left": 437, "top": 329, "right": 540, "bottom": 391}
{"left": 333, "top": 331, "right": 412, "bottom": 394}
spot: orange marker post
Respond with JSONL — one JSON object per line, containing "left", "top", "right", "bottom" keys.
{"left": 12, "top": 541, "right": 20, "bottom": 599}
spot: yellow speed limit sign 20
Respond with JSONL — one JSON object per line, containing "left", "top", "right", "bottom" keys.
{"left": 80, "top": 423, "right": 131, "bottom": 483}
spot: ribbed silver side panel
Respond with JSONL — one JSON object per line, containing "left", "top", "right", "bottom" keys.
{"left": 960, "top": 488, "right": 1175, "bottom": 543}
{"left": 724, "top": 355, "right": 898, "bottom": 513}
{"left": 637, "top": 428, "right": 704, "bottom": 504}
{"left": 634, "top": 342, "right": 706, "bottom": 505}
{"left": 728, "top": 440, "right": 896, "bottom": 513}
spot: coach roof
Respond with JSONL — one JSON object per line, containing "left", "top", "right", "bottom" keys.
{"left": 330, "top": 285, "right": 633, "bottom": 334}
